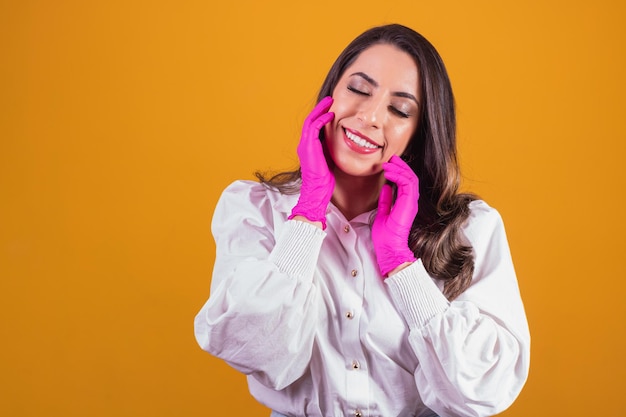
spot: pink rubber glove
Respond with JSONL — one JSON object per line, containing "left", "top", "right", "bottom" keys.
{"left": 288, "top": 96, "right": 335, "bottom": 229}
{"left": 372, "top": 155, "right": 419, "bottom": 277}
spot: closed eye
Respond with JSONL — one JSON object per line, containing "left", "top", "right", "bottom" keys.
{"left": 347, "top": 85, "right": 369, "bottom": 96}
{"left": 389, "top": 106, "right": 410, "bottom": 118}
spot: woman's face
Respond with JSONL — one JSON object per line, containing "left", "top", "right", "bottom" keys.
{"left": 324, "top": 43, "right": 420, "bottom": 177}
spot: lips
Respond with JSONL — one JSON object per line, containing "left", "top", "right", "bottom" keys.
{"left": 343, "top": 128, "right": 381, "bottom": 154}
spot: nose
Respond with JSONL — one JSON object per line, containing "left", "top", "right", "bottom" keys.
{"left": 356, "top": 95, "right": 385, "bottom": 128}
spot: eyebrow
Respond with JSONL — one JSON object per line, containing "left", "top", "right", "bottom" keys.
{"left": 350, "top": 71, "right": 420, "bottom": 105}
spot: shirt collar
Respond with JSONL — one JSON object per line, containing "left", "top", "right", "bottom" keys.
{"left": 271, "top": 189, "right": 376, "bottom": 226}
{"left": 328, "top": 203, "right": 376, "bottom": 226}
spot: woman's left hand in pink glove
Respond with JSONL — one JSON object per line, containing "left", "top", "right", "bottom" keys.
{"left": 372, "top": 155, "right": 419, "bottom": 277}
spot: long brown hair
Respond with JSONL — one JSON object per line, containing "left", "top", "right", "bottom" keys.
{"left": 257, "top": 24, "right": 477, "bottom": 300}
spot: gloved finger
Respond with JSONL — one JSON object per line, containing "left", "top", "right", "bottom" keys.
{"left": 377, "top": 183, "right": 393, "bottom": 217}
{"left": 384, "top": 156, "right": 418, "bottom": 181}
{"left": 311, "top": 111, "right": 335, "bottom": 133}
{"left": 389, "top": 154, "right": 409, "bottom": 166}
{"left": 382, "top": 161, "right": 419, "bottom": 224}
{"left": 383, "top": 167, "right": 418, "bottom": 188}
{"left": 299, "top": 114, "right": 335, "bottom": 163}
{"left": 304, "top": 96, "right": 334, "bottom": 130}
{"left": 300, "top": 98, "right": 335, "bottom": 157}
{"left": 383, "top": 156, "right": 415, "bottom": 174}
{"left": 383, "top": 169, "right": 419, "bottom": 201}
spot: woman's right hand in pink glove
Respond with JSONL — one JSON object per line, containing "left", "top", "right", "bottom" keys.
{"left": 289, "top": 96, "right": 335, "bottom": 229}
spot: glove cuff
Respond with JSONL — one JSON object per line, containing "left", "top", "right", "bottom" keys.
{"left": 378, "top": 247, "right": 417, "bottom": 277}
{"left": 289, "top": 180, "right": 333, "bottom": 230}
{"left": 288, "top": 206, "right": 328, "bottom": 230}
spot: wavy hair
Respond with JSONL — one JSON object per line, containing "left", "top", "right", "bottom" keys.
{"left": 256, "top": 24, "right": 477, "bottom": 300}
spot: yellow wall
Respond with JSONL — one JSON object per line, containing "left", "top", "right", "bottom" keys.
{"left": 1, "top": 1, "right": 624, "bottom": 415}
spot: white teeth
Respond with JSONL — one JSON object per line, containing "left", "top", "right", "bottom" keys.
{"left": 345, "top": 130, "right": 378, "bottom": 149}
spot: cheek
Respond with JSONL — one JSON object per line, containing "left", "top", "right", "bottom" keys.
{"left": 328, "top": 102, "right": 342, "bottom": 119}
{"left": 329, "top": 88, "right": 354, "bottom": 118}
{"left": 325, "top": 100, "right": 347, "bottom": 139}
{"left": 390, "top": 125, "right": 416, "bottom": 154}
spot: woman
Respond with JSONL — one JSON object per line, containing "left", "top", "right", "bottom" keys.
{"left": 195, "top": 24, "right": 530, "bottom": 417}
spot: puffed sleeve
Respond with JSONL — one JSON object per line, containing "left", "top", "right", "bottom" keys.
{"left": 385, "top": 200, "right": 530, "bottom": 417}
{"left": 194, "top": 181, "right": 326, "bottom": 390}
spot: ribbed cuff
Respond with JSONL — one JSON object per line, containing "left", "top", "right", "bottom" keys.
{"left": 288, "top": 211, "right": 327, "bottom": 230}
{"left": 385, "top": 259, "right": 450, "bottom": 328}
{"left": 268, "top": 219, "right": 326, "bottom": 281}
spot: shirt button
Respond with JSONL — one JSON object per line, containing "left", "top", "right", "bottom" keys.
{"left": 351, "top": 360, "right": 360, "bottom": 369}
{"left": 351, "top": 269, "right": 358, "bottom": 277}
{"left": 354, "top": 410, "right": 363, "bottom": 417}
{"left": 345, "top": 311, "right": 354, "bottom": 319}
{"left": 343, "top": 225, "right": 350, "bottom": 233}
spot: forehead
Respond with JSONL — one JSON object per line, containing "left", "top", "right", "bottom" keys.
{"left": 344, "top": 43, "right": 419, "bottom": 92}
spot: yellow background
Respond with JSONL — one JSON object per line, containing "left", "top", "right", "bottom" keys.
{"left": 1, "top": 0, "right": 625, "bottom": 416}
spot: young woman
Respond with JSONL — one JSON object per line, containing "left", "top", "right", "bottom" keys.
{"left": 194, "top": 24, "right": 530, "bottom": 417}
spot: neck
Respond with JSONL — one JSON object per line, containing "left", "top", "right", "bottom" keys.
{"left": 331, "top": 169, "right": 385, "bottom": 221}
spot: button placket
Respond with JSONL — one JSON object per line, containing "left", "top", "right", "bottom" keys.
{"left": 333, "top": 219, "right": 368, "bottom": 413}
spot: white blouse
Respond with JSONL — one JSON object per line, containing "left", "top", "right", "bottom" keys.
{"left": 194, "top": 180, "right": 530, "bottom": 417}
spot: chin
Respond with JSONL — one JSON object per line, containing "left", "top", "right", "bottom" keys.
{"left": 333, "top": 157, "right": 383, "bottom": 178}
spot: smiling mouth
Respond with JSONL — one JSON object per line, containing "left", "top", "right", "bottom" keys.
{"left": 344, "top": 129, "right": 381, "bottom": 150}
